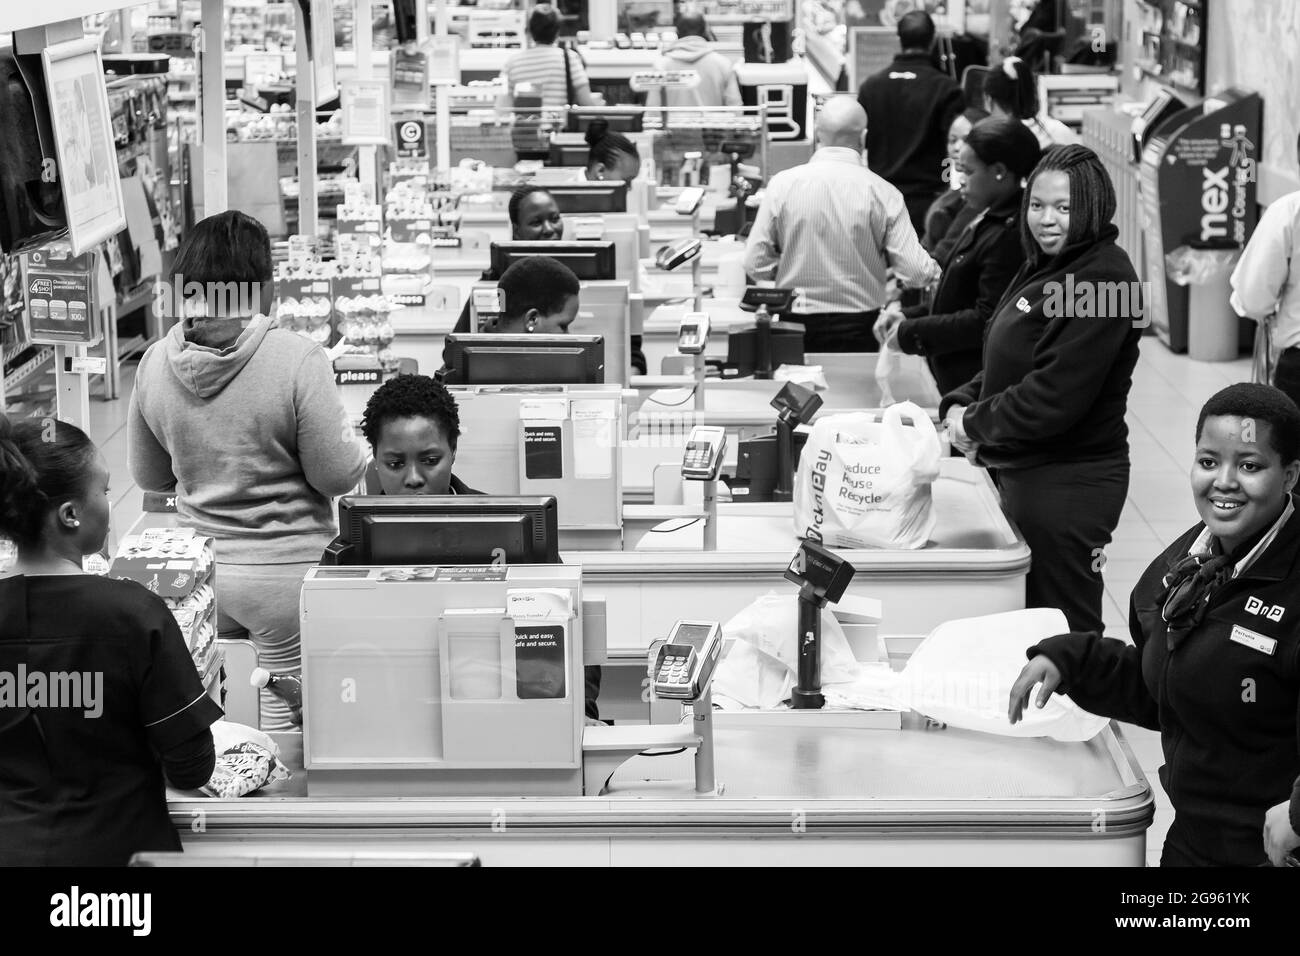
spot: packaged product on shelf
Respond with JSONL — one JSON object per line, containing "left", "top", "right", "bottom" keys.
{"left": 275, "top": 241, "right": 336, "bottom": 345}
{"left": 110, "top": 528, "right": 220, "bottom": 683}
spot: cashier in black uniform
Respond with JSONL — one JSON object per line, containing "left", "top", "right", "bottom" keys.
{"left": 876, "top": 116, "right": 1041, "bottom": 395}
{"left": 360, "top": 374, "right": 605, "bottom": 724}
{"left": 0, "top": 415, "right": 222, "bottom": 866}
{"left": 1010, "top": 384, "right": 1300, "bottom": 867}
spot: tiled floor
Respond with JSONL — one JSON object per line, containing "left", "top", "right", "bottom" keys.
{"left": 89, "top": 338, "right": 1256, "bottom": 868}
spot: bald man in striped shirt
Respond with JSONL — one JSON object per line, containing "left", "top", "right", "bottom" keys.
{"left": 743, "top": 97, "right": 941, "bottom": 352}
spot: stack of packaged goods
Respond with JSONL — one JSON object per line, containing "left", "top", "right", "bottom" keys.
{"left": 381, "top": 179, "right": 462, "bottom": 306}
{"left": 334, "top": 234, "right": 399, "bottom": 373}
{"left": 275, "top": 237, "right": 336, "bottom": 345}
{"left": 110, "top": 528, "right": 221, "bottom": 703}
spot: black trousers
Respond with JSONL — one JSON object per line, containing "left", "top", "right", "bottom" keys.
{"left": 993, "top": 457, "right": 1130, "bottom": 636}
{"left": 1272, "top": 346, "right": 1300, "bottom": 409}
{"left": 786, "top": 310, "right": 880, "bottom": 353}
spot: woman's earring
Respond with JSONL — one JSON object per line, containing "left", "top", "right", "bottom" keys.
{"left": 71, "top": 519, "right": 80, "bottom": 527}
{"left": 996, "top": 174, "right": 1004, "bottom": 180}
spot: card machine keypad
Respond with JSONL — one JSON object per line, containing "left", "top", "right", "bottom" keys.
{"left": 652, "top": 620, "right": 722, "bottom": 701}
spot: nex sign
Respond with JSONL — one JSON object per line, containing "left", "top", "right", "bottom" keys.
{"left": 1244, "top": 596, "right": 1285, "bottom": 622}
{"left": 1200, "top": 166, "right": 1231, "bottom": 242}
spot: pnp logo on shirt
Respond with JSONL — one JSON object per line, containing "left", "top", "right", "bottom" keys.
{"left": 1244, "top": 596, "right": 1285, "bottom": 621}
{"left": 1015, "top": 297, "right": 1031, "bottom": 313}
{"left": 888, "top": 71, "right": 918, "bottom": 80}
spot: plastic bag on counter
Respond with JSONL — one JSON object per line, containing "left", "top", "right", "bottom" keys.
{"left": 1165, "top": 244, "right": 1240, "bottom": 286}
{"left": 875, "top": 339, "right": 941, "bottom": 408}
{"left": 712, "top": 591, "right": 859, "bottom": 710}
{"left": 201, "top": 722, "right": 292, "bottom": 798}
{"left": 896, "top": 608, "right": 1109, "bottom": 742}
{"left": 792, "top": 403, "right": 942, "bottom": 550}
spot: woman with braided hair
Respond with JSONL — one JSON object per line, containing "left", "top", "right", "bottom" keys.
{"left": 941, "top": 145, "right": 1142, "bottom": 636}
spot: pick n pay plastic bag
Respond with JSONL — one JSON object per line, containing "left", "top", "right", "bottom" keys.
{"left": 875, "top": 340, "right": 941, "bottom": 408}
{"left": 712, "top": 591, "right": 860, "bottom": 710}
{"left": 897, "top": 608, "right": 1109, "bottom": 741}
{"left": 792, "top": 403, "right": 942, "bottom": 550}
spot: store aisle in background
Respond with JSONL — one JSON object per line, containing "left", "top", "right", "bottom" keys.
{"left": 91, "top": 340, "right": 1256, "bottom": 868}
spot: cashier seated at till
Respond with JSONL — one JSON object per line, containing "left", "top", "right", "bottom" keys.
{"left": 359, "top": 372, "right": 606, "bottom": 725}
{"left": 451, "top": 184, "right": 565, "bottom": 336}
{"left": 438, "top": 255, "right": 580, "bottom": 382}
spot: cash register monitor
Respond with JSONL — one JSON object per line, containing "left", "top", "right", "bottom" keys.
{"left": 490, "top": 240, "right": 617, "bottom": 280}
{"left": 325, "top": 495, "right": 561, "bottom": 565}
{"left": 546, "top": 182, "right": 629, "bottom": 214}
{"left": 724, "top": 324, "right": 805, "bottom": 377}
{"left": 442, "top": 333, "right": 605, "bottom": 385}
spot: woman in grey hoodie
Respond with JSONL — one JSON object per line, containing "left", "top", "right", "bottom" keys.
{"left": 128, "top": 212, "right": 367, "bottom": 730}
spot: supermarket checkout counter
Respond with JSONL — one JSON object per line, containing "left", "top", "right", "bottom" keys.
{"left": 166, "top": 674, "right": 1152, "bottom": 866}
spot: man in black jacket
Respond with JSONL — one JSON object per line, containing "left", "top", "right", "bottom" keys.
{"left": 858, "top": 10, "right": 965, "bottom": 237}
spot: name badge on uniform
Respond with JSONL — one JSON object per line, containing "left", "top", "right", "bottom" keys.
{"left": 1229, "top": 625, "right": 1277, "bottom": 656}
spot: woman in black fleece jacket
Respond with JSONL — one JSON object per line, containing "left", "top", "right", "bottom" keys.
{"left": 1009, "top": 385, "right": 1300, "bottom": 867}
{"left": 888, "top": 116, "right": 1042, "bottom": 395}
{"left": 941, "top": 145, "right": 1142, "bottom": 635}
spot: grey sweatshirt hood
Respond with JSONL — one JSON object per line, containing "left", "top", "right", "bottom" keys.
{"left": 165, "top": 314, "right": 274, "bottom": 399}
{"left": 663, "top": 36, "right": 713, "bottom": 62}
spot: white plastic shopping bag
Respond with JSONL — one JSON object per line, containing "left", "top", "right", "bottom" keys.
{"left": 875, "top": 339, "right": 941, "bottom": 408}
{"left": 897, "top": 608, "right": 1110, "bottom": 741}
{"left": 712, "top": 592, "right": 860, "bottom": 710}
{"left": 792, "top": 402, "right": 942, "bottom": 549}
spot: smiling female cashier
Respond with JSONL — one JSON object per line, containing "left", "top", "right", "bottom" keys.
{"left": 359, "top": 374, "right": 604, "bottom": 724}
{"left": 0, "top": 415, "right": 221, "bottom": 866}
{"left": 1010, "top": 384, "right": 1300, "bottom": 867}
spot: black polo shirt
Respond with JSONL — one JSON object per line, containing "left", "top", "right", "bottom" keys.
{"left": 0, "top": 574, "right": 222, "bottom": 866}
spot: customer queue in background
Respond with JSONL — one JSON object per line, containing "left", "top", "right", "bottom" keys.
{"left": 0, "top": 416, "right": 221, "bottom": 866}
{"left": 1230, "top": 131, "right": 1300, "bottom": 410}
{"left": 128, "top": 211, "right": 366, "bottom": 732}
{"left": 497, "top": 3, "right": 594, "bottom": 112}
{"left": 743, "top": 96, "right": 940, "bottom": 353}
{"left": 857, "top": 10, "right": 967, "bottom": 238}
{"left": 942, "top": 144, "right": 1142, "bottom": 637}
{"left": 876, "top": 116, "right": 1042, "bottom": 396}
{"left": 644, "top": 9, "right": 741, "bottom": 109}
{"left": 1010, "top": 384, "right": 1300, "bottom": 868}
{"left": 982, "top": 55, "right": 1079, "bottom": 150}
{"left": 923, "top": 107, "right": 989, "bottom": 259}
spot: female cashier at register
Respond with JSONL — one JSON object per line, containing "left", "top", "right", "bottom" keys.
{"left": 941, "top": 145, "right": 1141, "bottom": 637}
{"left": 1010, "top": 384, "right": 1300, "bottom": 868}
{"left": 359, "top": 374, "right": 604, "bottom": 724}
{"left": 0, "top": 415, "right": 221, "bottom": 866}
{"left": 452, "top": 185, "right": 565, "bottom": 335}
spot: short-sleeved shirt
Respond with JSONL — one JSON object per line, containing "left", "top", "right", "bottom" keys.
{"left": 502, "top": 45, "right": 588, "bottom": 112}
{"left": 0, "top": 574, "right": 223, "bottom": 865}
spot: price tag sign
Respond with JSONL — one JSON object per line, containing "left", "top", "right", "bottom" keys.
{"left": 429, "top": 35, "right": 461, "bottom": 85}
{"left": 21, "top": 249, "right": 101, "bottom": 346}
{"left": 389, "top": 216, "right": 434, "bottom": 244}
{"left": 392, "top": 46, "right": 430, "bottom": 109}
{"left": 629, "top": 70, "right": 700, "bottom": 93}
{"left": 340, "top": 79, "right": 391, "bottom": 146}
{"left": 66, "top": 355, "right": 107, "bottom": 375}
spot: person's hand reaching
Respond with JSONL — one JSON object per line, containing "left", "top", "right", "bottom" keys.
{"left": 1008, "top": 654, "right": 1063, "bottom": 725}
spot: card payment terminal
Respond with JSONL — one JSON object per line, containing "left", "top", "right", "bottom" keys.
{"left": 653, "top": 620, "right": 723, "bottom": 700}
{"left": 681, "top": 425, "right": 726, "bottom": 480}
